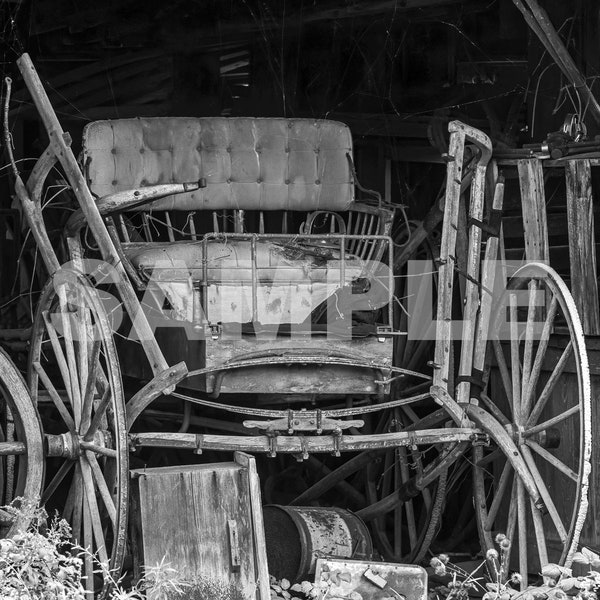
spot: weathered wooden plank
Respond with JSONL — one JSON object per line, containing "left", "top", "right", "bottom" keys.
{"left": 517, "top": 158, "right": 549, "bottom": 262}
{"left": 433, "top": 125, "right": 466, "bottom": 389}
{"left": 565, "top": 160, "right": 600, "bottom": 335}
{"left": 473, "top": 172, "right": 505, "bottom": 375}
{"left": 131, "top": 463, "right": 260, "bottom": 599}
{"left": 234, "top": 453, "right": 270, "bottom": 600}
{"left": 456, "top": 151, "right": 487, "bottom": 403}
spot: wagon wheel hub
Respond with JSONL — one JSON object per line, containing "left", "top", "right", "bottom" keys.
{"left": 504, "top": 423, "right": 561, "bottom": 449}
{"left": 44, "top": 430, "right": 114, "bottom": 460}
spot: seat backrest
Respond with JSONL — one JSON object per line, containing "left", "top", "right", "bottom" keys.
{"left": 82, "top": 117, "right": 355, "bottom": 212}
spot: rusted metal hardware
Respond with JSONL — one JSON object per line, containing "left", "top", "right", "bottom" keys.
{"left": 243, "top": 409, "right": 363, "bottom": 435}
{"left": 468, "top": 432, "right": 491, "bottom": 447}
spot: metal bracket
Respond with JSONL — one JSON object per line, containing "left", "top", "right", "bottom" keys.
{"left": 266, "top": 431, "right": 278, "bottom": 458}
{"left": 244, "top": 408, "right": 363, "bottom": 435}
{"left": 469, "top": 432, "right": 491, "bottom": 447}
{"left": 332, "top": 428, "right": 342, "bottom": 457}
{"left": 209, "top": 323, "right": 221, "bottom": 340}
{"left": 376, "top": 325, "right": 393, "bottom": 342}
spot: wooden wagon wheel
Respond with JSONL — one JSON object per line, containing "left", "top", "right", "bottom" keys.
{"left": 361, "top": 405, "right": 450, "bottom": 563}
{"left": 0, "top": 347, "right": 44, "bottom": 535}
{"left": 28, "top": 269, "right": 128, "bottom": 599}
{"left": 473, "top": 263, "right": 591, "bottom": 586}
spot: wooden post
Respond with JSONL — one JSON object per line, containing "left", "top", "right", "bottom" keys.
{"left": 517, "top": 159, "right": 549, "bottom": 262}
{"left": 234, "top": 452, "right": 270, "bottom": 600}
{"left": 565, "top": 160, "right": 600, "bottom": 335}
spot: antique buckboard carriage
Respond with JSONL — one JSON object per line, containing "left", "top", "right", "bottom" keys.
{"left": 0, "top": 53, "right": 592, "bottom": 598}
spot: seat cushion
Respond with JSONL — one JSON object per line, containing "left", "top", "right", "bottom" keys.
{"left": 124, "top": 239, "right": 363, "bottom": 283}
{"left": 82, "top": 117, "right": 354, "bottom": 211}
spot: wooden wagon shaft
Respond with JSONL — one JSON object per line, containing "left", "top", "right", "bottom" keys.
{"left": 290, "top": 450, "right": 380, "bottom": 505}
{"left": 472, "top": 171, "right": 505, "bottom": 386}
{"left": 129, "top": 428, "right": 482, "bottom": 454}
{"left": 3, "top": 80, "right": 60, "bottom": 275}
{"left": 432, "top": 121, "right": 492, "bottom": 397}
{"left": 455, "top": 152, "right": 492, "bottom": 405}
{"left": 16, "top": 54, "right": 170, "bottom": 376}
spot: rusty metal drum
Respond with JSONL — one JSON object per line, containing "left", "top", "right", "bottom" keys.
{"left": 263, "top": 505, "right": 373, "bottom": 581}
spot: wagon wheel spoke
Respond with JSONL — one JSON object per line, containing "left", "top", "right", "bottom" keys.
{"left": 492, "top": 339, "right": 513, "bottom": 409}
{"left": 41, "top": 311, "right": 74, "bottom": 405}
{"left": 42, "top": 460, "right": 74, "bottom": 504}
{"left": 526, "top": 404, "right": 579, "bottom": 436}
{"left": 484, "top": 460, "right": 512, "bottom": 531}
{"left": 522, "top": 296, "right": 558, "bottom": 412}
{"left": 505, "top": 479, "right": 517, "bottom": 554}
{"left": 83, "top": 503, "right": 94, "bottom": 598}
{"left": 80, "top": 458, "right": 110, "bottom": 565}
{"left": 32, "top": 361, "right": 75, "bottom": 431}
{"left": 521, "top": 446, "right": 567, "bottom": 541}
{"left": 84, "top": 387, "right": 112, "bottom": 441}
{"left": 80, "top": 342, "right": 101, "bottom": 433}
{"left": 29, "top": 273, "right": 128, "bottom": 599}
{"left": 474, "top": 264, "right": 591, "bottom": 583}
{"left": 527, "top": 342, "right": 573, "bottom": 427}
{"left": 520, "top": 279, "right": 538, "bottom": 409}
{"left": 57, "top": 288, "right": 83, "bottom": 419}
{"left": 530, "top": 496, "right": 549, "bottom": 567}
{"left": 508, "top": 294, "right": 521, "bottom": 424}
{"left": 517, "top": 479, "right": 527, "bottom": 589}
{"left": 525, "top": 440, "right": 578, "bottom": 482}
{"left": 86, "top": 451, "right": 117, "bottom": 528}
{"left": 69, "top": 463, "right": 84, "bottom": 543}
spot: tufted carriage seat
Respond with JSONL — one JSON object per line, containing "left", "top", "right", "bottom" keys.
{"left": 83, "top": 117, "right": 354, "bottom": 211}
{"left": 124, "top": 239, "right": 364, "bottom": 284}
{"left": 81, "top": 117, "right": 389, "bottom": 287}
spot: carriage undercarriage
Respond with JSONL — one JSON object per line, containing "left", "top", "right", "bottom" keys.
{"left": 0, "top": 53, "right": 592, "bottom": 599}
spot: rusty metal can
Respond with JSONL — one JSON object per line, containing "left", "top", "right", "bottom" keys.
{"left": 263, "top": 505, "right": 373, "bottom": 581}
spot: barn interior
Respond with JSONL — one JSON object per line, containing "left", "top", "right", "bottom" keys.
{"left": 0, "top": 1, "right": 599, "bottom": 599}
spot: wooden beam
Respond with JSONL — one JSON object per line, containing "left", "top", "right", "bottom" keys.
{"left": 517, "top": 158, "right": 549, "bottom": 262}
{"left": 565, "top": 160, "right": 600, "bottom": 334}
{"left": 293, "top": 0, "right": 464, "bottom": 23}
{"left": 160, "top": 1, "right": 482, "bottom": 51}
{"left": 512, "top": 0, "right": 600, "bottom": 125}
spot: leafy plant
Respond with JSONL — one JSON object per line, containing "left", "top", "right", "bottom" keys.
{"left": 0, "top": 502, "right": 85, "bottom": 599}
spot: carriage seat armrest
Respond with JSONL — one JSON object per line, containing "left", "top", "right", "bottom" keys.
{"left": 65, "top": 179, "right": 206, "bottom": 237}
